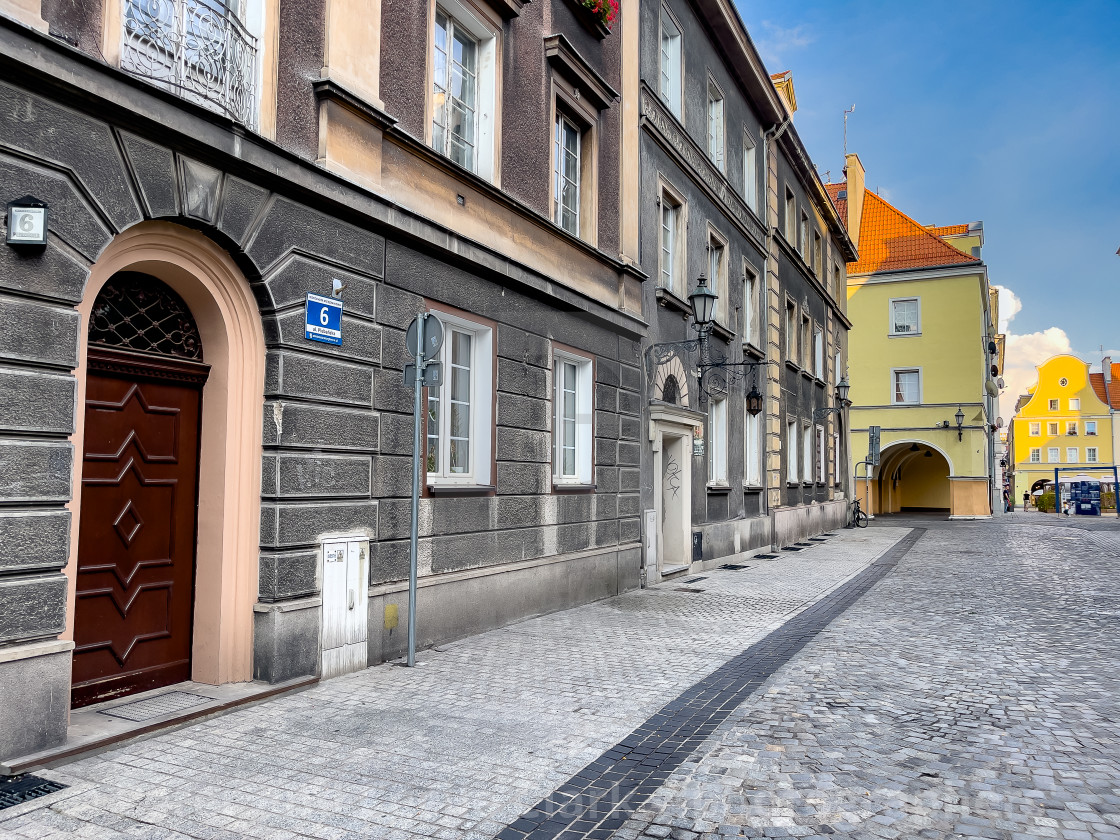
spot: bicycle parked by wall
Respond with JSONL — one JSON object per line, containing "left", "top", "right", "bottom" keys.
{"left": 850, "top": 496, "right": 869, "bottom": 528}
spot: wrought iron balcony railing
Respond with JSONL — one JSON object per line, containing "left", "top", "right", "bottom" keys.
{"left": 121, "top": 0, "right": 258, "bottom": 128}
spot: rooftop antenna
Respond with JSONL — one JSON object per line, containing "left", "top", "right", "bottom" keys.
{"left": 843, "top": 104, "right": 856, "bottom": 157}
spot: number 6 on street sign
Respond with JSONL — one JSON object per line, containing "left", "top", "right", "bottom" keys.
{"left": 305, "top": 292, "right": 343, "bottom": 346}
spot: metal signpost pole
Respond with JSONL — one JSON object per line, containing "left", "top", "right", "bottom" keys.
{"left": 407, "top": 315, "right": 426, "bottom": 667}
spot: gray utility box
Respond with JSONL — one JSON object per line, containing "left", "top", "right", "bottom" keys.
{"left": 321, "top": 537, "right": 369, "bottom": 679}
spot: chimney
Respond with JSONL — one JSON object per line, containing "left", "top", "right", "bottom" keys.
{"left": 843, "top": 152, "right": 865, "bottom": 251}
{"left": 1104, "top": 357, "right": 1113, "bottom": 383}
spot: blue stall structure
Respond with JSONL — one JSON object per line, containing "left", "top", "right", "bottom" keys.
{"left": 1054, "top": 467, "right": 1120, "bottom": 516}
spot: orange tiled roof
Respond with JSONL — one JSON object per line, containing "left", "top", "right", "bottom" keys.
{"left": 925, "top": 223, "right": 969, "bottom": 236}
{"left": 826, "top": 185, "right": 981, "bottom": 274}
{"left": 1090, "top": 365, "right": 1120, "bottom": 408}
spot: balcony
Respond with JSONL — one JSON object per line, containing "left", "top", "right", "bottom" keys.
{"left": 121, "top": 0, "right": 258, "bottom": 128}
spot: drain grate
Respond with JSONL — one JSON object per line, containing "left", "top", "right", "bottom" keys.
{"left": 719, "top": 564, "right": 749, "bottom": 570}
{"left": 808, "top": 537, "right": 829, "bottom": 542}
{"left": 0, "top": 775, "right": 67, "bottom": 810}
{"left": 682, "top": 576, "right": 707, "bottom": 583}
{"left": 755, "top": 554, "right": 779, "bottom": 560}
{"left": 674, "top": 587, "right": 705, "bottom": 594}
{"left": 782, "top": 546, "right": 803, "bottom": 552}
{"left": 99, "top": 690, "right": 212, "bottom": 722}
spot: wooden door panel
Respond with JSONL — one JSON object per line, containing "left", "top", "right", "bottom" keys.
{"left": 72, "top": 360, "right": 204, "bottom": 708}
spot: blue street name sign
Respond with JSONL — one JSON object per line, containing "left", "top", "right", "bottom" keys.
{"left": 305, "top": 293, "right": 343, "bottom": 346}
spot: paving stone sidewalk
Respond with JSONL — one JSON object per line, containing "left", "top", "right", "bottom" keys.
{"left": 0, "top": 528, "right": 906, "bottom": 840}
{"left": 622, "top": 518, "right": 1120, "bottom": 840}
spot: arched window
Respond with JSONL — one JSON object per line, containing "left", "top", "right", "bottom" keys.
{"left": 89, "top": 272, "right": 203, "bottom": 360}
{"left": 662, "top": 374, "right": 679, "bottom": 405}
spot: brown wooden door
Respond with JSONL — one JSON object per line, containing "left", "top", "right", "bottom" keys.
{"left": 72, "top": 348, "right": 208, "bottom": 708}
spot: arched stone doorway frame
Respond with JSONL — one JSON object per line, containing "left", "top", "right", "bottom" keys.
{"left": 65, "top": 221, "right": 266, "bottom": 687}
{"left": 872, "top": 439, "right": 955, "bottom": 515}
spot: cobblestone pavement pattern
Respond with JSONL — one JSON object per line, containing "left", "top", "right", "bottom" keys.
{"left": 622, "top": 518, "right": 1120, "bottom": 840}
{"left": 0, "top": 528, "right": 905, "bottom": 840}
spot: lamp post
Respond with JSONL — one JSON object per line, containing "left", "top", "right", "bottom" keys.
{"left": 687, "top": 274, "right": 717, "bottom": 331}
{"left": 955, "top": 405, "right": 965, "bottom": 441}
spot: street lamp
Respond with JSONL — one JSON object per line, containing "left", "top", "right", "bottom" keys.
{"left": 687, "top": 275, "right": 718, "bottom": 329}
{"left": 836, "top": 374, "right": 850, "bottom": 406}
{"left": 955, "top": 405, "right": 965, "bottom": 441}
{"left": 746, "top": 382, "right": 763, "bottom": 416}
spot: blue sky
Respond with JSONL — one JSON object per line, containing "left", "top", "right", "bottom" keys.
{"left": 735, "top": 0, "right": 1120, "bottom": 411}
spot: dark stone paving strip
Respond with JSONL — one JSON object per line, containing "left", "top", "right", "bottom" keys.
{"left": 494, "top": 529, "right": 927, "bottom": 840}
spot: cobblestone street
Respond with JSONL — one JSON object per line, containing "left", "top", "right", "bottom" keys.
{"left": 4, "top": 518, "right": 1120, "bottom": 840}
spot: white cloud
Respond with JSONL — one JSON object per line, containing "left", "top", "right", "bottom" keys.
{"left": 755, "top": 21, "right": 814, "bottom": 65}
{"left": 993, "top": 284, "right": 1075, "bottom": 420}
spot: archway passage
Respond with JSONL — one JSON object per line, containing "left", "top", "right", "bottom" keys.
{"left": 875, "top": 442, "right": 951, "bottom": 515}
{"left": 72, "top": 272, "right": 210, "bottom": 708}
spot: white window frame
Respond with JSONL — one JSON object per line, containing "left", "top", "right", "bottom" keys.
{"left": 1066, "top": 447, "right": 1079, "bottom": 464}
{"left": 801, "top": 424, "right": 813, "bottom": 483}
{"left": 431, "top": 3, "right": 498, "bottom": 180}
{"left": 891, "top": 368, "right": 922, "bottom": 405}
{"left": 1087, "top": 447, "right": 1099, "bottom": 463}
{"left": 832, "top": 431, "right": 841, "bottom": 485}
{"left": 708, "top": 396, "right": 728, "bottom": 486}
{"left": 425, "top": 310, "right": 493, "bottom": 486}
{"left": 1047, "top": 447, "right": 1060, "bottom": 463}
{"left": 552, "top": 349, "right": 593, "bottom": 485}
{"left": 1048, "top": 399, "right": 1059, "bottom": 411}
{"left": 658, "top": 180, "right": 685, "bottom": 295}
{"left": 743, "top": 132, "right": 757, "bottom": 211}
{"left": 1030, "top": 448, "right": 1041, "bottom": 464}
{"left": 784, "top": 188, "right": 796, "bottom": 243}
{"left": 812, "top": 231, "right": 822, "bottom": 278}
{"left": 743, "top": 266, "right": 758, "bottom": 347}
{"left": 889, "top": 297, "right": 921, "bottom": 336}
{"left": 786, "top": 420, "right": 798, "bottom": 483}
{"left": 1029, "top": 422, "right": 1041, "bottom": 436}
{"left": 799, "top": 313, "right": 810, "bottom": 369}
{"left": 1086, "top": 420, "right": 1098, "bottom": 436}
{"left": 800, "top": 211, "right": 809, "bottom": 259}
{"left": 744, "top": 407, "right": 761, "bottom": 487}
{"left": 658, "top": 6, "right": 683, "bottom": 119}
{"left": 706, "top": 76, "right": 725, "bottom": 170}
{"left": 785, "top": 300, "right": 797, "bottom": 362}
{"left": 813, "top": 326, "right": 824, "bottom": 379}
{"left": 1069, "top": 398, "right": 1081, "bottom": 411}
{"left": 1066, "top": 421, "right": 1078, "bottom": 436}
{"left": 708, "top": 228, "right": 728, "bottom": 324}
{"left": 816, "top": 425, "right": 825, "bottom": 484}
{"left": 553, "top": 111, "right": 581, "bottom": 236}
{"left": 1047, "top": 421, "right": 1059, "bottom": 436}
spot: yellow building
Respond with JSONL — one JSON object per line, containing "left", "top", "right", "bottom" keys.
{"left": 828, "top": 155, "right": 1004, "bottom": 518}
{"left": 1010, "top": 355, "right": 1116, "bottom": 504}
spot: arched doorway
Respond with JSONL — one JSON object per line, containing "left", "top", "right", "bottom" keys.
{"left": 875, "top": 442, "right": 952, "bottom": 515}
{"left": 66, "top": 222, "right": 266, "bottom": 701}
{"left": 72, "top": 273, "right": 209, "bottom": 706}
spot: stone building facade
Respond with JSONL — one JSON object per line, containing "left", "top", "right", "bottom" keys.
{"left": 629, "top": 0, "right": 855, "bottom": 580}
{"left": 0, "top": 0, "right": 643, "bottom": 762}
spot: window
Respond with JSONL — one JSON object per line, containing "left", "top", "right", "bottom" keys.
{"left": 658, "top": 7, "right": 682, "bottom": 118}
{"left": 833, "top": 263, "right": 842, "bottom": 300}
{"left": 553, "top": 351, "right": 593, "bottom": 484}
{"left": 426, "top": 312, "right": 493, "bottom": 484}
{"left": 1087, "top": 421, "right": 1098, "bottom": 436}
{"left": 834, "top": 349, "right": 843, "bottom": 385}
{"left": 659, "top": 184, "right": 684, "bottom": 293}
{"left": 813, "top": 327, "right": 824, "bottom": 378}
{"left": 1087, "top": 447, "right": 1099, "bottom": 463}
{"left": 708, "top": 232, "right": 726, "bottom": 323}
{"left": 121, "top": 0, "right": 260, "bottom": 127}
{"left": 1047, "top": 447, "right": 1060, "bottom": 463}
{"left": 709, "top": 397, "right": 727, "bottom": 485}
{"left": 816, "top": 425, "right": 826, "bottom": 484}
{"left": 745, "top": 408, "right": 761, "bottom": 486}
{"left": 785, "top": 300, "right": 797, "bottom": 361}
{"left": 800, "top": 212, "right": 809, "bottom": 259}
{"left": 743, "top": 268, "right": 758, "bottom": 346}
{"left": 706, "top": 78, "right": 724, "bottom": 170}
{"left": 890, "top": 298, "right": 920, "bottom": 335}
{"left": 1047, "top": 422, "right": 1059, "bottom": 436}
{"left": 432, "top": 7, "right": 497, "bottom": 178}
{"left": 833, "top": 431, "right": 841, "bottom": 485}
{"left": 787, "top": 420, "right": 798, "bottom": 483}
{"left": 802, "top": 425, "right": 812, "bottom": 483}
{"left": 784, "top": 189, "right": 796, "bottom": 242}
{"left": 800, "top": 314, "right": 810, "bottom": 368}
{"left": 743, "top": 134, "right": 757, "bottom": 211}
{"left": 812, "top": 232, "right": 822, "bottom": 277}
{"left": 1066, "top": 421, "right": 1078, "bottom": 436}
{"left": 1030, "top": 448, "right": 1041, "bottom": 464}
{"left": 1069, "top": 398, "right": 1081, "bottom": 411}
{"left": 1066, "top": 447, "right": 1079, "bottom": 463}
{"left": 1029, "top": 422, "right": 1041, "bottom": 436}
{"left": 553, "top": 112, "right": 581, "bottom": 235}
{"left": 892, "top": 369, "right": 921, "bottom": 405}
{"left": 1048, "top": 399, "right": 1059, "bottom": 411}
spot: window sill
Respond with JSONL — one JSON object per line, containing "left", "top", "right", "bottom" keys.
{"left": 706, "top": 483, "right": 731, "bottom": 494}
{"left": 553, "top": 482, "right": 597, "bottom": 494}
{"left": 814, "top": 377, "right": 826, "bottom": 388}
{"left": 889, "top": 332, "right": 922, "bottom": 338}
{"left": 655, "top": 286, "right": 693, "bottom": 317}
{"left": 786, "top": 481, "right": 800, "bottom": 488}
{"left": 785, "top": 360, "right": 801, "bottom": 373}
{"left": 743, "top": 483, "right": 764, "bottom": 492}
{"left": 709, "top": 321, "right": 734, "bottom": 343}
{"left": 800, "top": 369, "right": 815, "bottom": 381}
{"left": 427, "top": 484, "right": 496, "bottom": 497}
{"left": 742, "top": 341, "right": 765, "bottom": 360}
